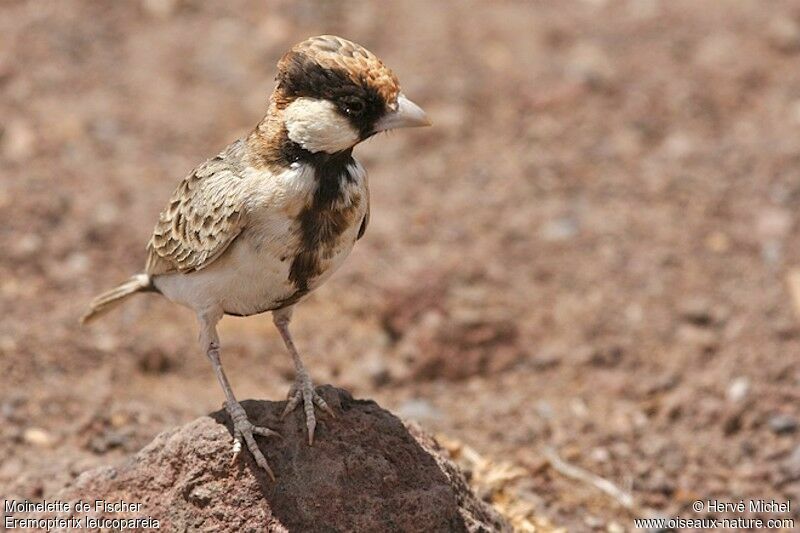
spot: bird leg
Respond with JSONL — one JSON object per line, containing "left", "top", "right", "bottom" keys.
{"left": 273, "top": 307, "right": 335, "bottom": 445}
{"left": 200, "top": 312, "right": 280, "bottom": 479}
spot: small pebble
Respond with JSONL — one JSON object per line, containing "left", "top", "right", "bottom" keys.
{"left": 189, "top": 485, "right": 213, "bottom": 505}
{"left": 93, "top": 332, "right": 118, "bottom": 352}
{"left": 110, "top": 412, "right": 131, "bottom": 428}
{"left": 23, "top": 427, "right": 54, "bottom": 447}
{"left": 727, "top": 377, "right": 749, "bottom": 402}
{"left": 607, "top": 522, "right": 624, "bottom": 533}
{"left": 12, "top": 233, "right": 43, "bottom": 257}
{"left": 679, "top": 298, "right": 714, "bottom": 327}
{"left": 769, "top": 414, "right": 798, "bottom": 435}
{"left": 584, "top": 515, "right": 604, "bottom": 529}
{"left": 590, "top": 447, "right": 610, "bottom": 463}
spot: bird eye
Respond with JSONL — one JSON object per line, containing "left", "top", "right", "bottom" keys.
{"left": 342, "top": 98, "right": 365, "bottom": 117}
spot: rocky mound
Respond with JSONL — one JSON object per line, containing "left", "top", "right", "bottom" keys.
{"left": 55, "top": 386, "right": 508, "bottom": 532}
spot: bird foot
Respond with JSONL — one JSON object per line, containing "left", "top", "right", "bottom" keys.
{"left": 225, "top": 400, "right": 280, "bottom": 480}
{"left": 281, "top": 373, "right": 335, "bottom": 445}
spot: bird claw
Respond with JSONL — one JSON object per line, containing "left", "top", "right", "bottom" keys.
{"left": 281, "top": 374, "right": 334, "bottom": 445}
{"left": 225, "top": 401, "right": 279, "bottom": 480}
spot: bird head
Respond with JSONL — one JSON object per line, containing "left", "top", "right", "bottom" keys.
{"left": 270, "top": 35, "right": 430, "bottom": 155}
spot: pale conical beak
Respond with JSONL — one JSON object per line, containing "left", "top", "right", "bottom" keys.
{"left": 374, "top": 94, "right": 431, "bottom": 133}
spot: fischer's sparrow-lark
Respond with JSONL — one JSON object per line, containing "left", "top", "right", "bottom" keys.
{"left": 81, "top": 35, "right": 430, "bottom": 478}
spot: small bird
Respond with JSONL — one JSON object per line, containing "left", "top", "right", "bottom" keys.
{"left": 81, "top": 35, "right": 430, "bottom": 479}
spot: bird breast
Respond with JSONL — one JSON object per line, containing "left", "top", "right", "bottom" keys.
{"left": 155, "top": 159, "right": 368, "bottom": 317}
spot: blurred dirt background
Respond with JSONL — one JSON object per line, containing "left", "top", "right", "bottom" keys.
{"left": 2, "top": 0, "right": 800, "bottom": 530}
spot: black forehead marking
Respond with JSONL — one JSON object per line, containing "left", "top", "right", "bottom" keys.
{"left": 278, "top": 51, "right": 385, "bottom": 137}
{"left": 279, "top": 51, "right": 357, "bottom": 99}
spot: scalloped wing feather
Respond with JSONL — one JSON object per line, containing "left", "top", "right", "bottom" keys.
{"left": 145, "top": 149, "right": 249, "bottom": 276}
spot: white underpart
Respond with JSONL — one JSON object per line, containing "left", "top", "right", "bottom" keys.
{"left": 283, "top": 97, "right": 360, "bottom": 154}
{"left": 154, "top": 161, "right": 368, "bottom": 317}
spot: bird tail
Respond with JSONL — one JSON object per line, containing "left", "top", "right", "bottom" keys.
{"left": 80, "top": 273, "right": 153, "bottom": 324}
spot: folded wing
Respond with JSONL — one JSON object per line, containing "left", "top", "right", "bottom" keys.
{"left": 146, "top": 145, "right": 250, "bottom": 276}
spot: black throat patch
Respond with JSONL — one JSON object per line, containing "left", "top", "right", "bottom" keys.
{"left": 279, "top": 148, "right": 361, "bottom": 307}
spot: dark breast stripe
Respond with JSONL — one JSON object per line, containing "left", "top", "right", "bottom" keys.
{"left": 276, "top": 148, "right": 360, "bottom": 308}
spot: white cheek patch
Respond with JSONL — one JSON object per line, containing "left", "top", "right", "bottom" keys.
{"left": 283, "top": 97, "right": 360, "bottom": 154}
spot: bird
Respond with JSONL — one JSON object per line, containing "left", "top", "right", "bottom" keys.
{"left": 81, "top": 35, "right": 430, "bottom": 479}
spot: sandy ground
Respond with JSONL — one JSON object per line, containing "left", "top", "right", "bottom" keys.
{"left": 2, "top": 0, "right": 800, "bottom": 530}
